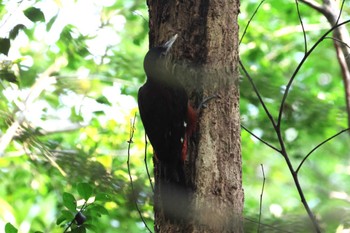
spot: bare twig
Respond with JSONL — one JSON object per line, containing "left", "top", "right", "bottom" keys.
{"left": 241, "top": 124, "right": 280, "bottom": 153}
{"left": 132, "top": 11, "right": 149, "bottom": 23}
{"left": 277, "top": 19, "right": 350, "bottom": 128}
{"left": 239, "top": 0, "right": 265, "bottom": 45}
{"left": 300, "top": 0, "right": 350, "bottom": 129}
{"left": 127, "top": 115, "right": 153, "bottom": 233}
{"left": 335, "top": 0, "right": 345, "bottom": 26}
{"left": 298, "top": 0, "right": 325, "bottom": 15}
{"left": 241, "top": 39, "right": 322, "bottom": 229}
{"left": 257, "top": 164, "right": 266, "bottom": 233}
{"left": 296, "top": 128, "right": 350, "bottom": 173}
{"left": 277, "top": 135, "right": 321, "bottom": 232}
{"left": 295, "top": 0, "right": 308, "bottom": 53}
{"left": 144, "top": 133, "right": 154, "bottom": 192}
{"left": 244, "top": 217, "right": 293, "bottom": 233}
{"left": 239, "top": 60, "right": 277, "bottom": 129}
{"left": 325, "top": 36, "right": 350, "bottom": 49}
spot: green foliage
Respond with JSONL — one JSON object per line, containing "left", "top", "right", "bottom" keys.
{"left": 5, "top": 223, "right": 17, "bottom": 233}
{"left": 77, "top": 183, "right": 93, "bottom": 201}
{"left": 9, "top": 24, "right": 26, "bottom": 39}
{"left": 0, "top": 0, "right": 150, "bottom": 232}
{"left": 23, "top": 7, "right": 45, "bottom": 23}
{"left": 0, "top": 38, "right": 10, "bottom": 55}
{"left": 57, "top": 183, "right": 108, "bottom": 233}
{"left": 0, "top": 0, "right": 349, "bottom": 232}
{"left": 63, "top": 192, "right": 77, "bottom": 212}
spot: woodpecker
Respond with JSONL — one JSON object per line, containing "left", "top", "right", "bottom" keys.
{"left": 138, "top": 34, "right": 196, "bottom": 220}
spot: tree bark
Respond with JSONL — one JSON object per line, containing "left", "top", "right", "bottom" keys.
{"left": 147, "top": 0, "right": 243, "bottom": 232}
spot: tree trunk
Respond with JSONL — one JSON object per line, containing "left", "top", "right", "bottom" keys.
{"left": 147, "top": 0, "right": 243, "bottom": 232}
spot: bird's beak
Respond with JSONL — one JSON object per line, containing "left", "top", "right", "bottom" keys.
{"left": 163, "top": 34, "right": 178, "bottom": 54}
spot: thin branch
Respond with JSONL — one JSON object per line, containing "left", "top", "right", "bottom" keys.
{"left": 296, "top": 128, "right": 350, "bottom": 173}
{"left": 144, "top": 133, "right": 154, "bottom": 192}
{"left": 257, "top": 164, "right": 266, "bottom": 233}
{"left": 277, "top": 137, "right": 321, "bottom": 232}
{"left": 325, "top": 36, "right": 350, "bottom": 49}
{"left": 239, "top": 0, "right": 265, "bottom": 45}
{"left": 298, "top": 0, "right": 326, "bottom": 15}
{"left": 132, "top": 10, "right": 149, "bottom": 23}
{"left": 300, "top": 0, "right": 350, "bottom": 128}
{"left": 244, "top": 217, "right": 293, "bottom": 233}
{"left": 335, "top": 0, "right": 346, "bottom": 26}
{"left": 241, "top": 124, "right": 280, "bottom": 153}
{"left": 277, "top": 19, "right": 350, "bottom": 128}
{"left": 295, "top": 0, "right": 308, "bottom": 53}
{"left": 239, "top": 60, "right": 277, "bottom": 129}
{"left": 127, "top": 115, "right": 153, "bottom": 233}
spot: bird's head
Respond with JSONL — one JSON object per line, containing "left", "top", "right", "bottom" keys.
{"left": 143, "top": 34, "right": 178, "bottom": 81}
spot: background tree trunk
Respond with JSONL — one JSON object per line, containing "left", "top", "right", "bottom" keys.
{"left": 147, "top": 0, "right": 243, "bottom": 232}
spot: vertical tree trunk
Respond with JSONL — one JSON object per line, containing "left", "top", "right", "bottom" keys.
{"left": 147, "top": 0, "right": 243, "bottom": 232}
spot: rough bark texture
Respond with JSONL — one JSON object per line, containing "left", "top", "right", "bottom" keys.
{"left": 147, "top": 0, "right": 243, "bottom": 232}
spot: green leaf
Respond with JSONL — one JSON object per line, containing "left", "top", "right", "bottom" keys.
{"left": 24, "top": 7, "right": 45, "bottom": 22}
{"left": 71, "top": 226, "right": 86, "bottom": 233}
{"left": 84, "top": 224, "right": 98, "bottom": 232}
{"left": 77, "top": 183, "right": 93, "bottom": 200}
{"left": 95, "top": 192, "right": 111, "bottom": 202}
{"left": 88, "top": 204, "right": 108, "bottom": 216}
{"left": 56, "top": 209, "right": 75, "bottom": 225}
{"left": 46, "top": 14, "right": 58, "bottom": 31}
{"left": 62, "top": 209, "right": 75, "bottom": 220}
{"left": 63, "top": 192, "right": 77, "bottom": 211}
{"left": 0, "top": 38, "right": 10, "bottom": 56}
{"left": 96, "top": 96, "right": 111, "bottom": 105}
{"left": 5, "top": 223, "right": 17, "bottom": 233}
{"left": 0, "top": 70, "right": 17, "bottom": 83}
{"left": 70, "top": 107, "right": 84, "bottom": 122}
{"left": 9, "top": 24, "right": 26, "bottom": 39}
{"left": 56, "top": 214, "right": 67, "bottom": 225}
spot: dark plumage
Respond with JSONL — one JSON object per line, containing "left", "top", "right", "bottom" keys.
{"left": 138, "top": 34, "right": 191, "bottom": 221}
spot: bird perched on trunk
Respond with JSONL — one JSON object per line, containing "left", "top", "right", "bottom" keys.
{"left": 138, "top": 34, "right": 196, "bottom": 221}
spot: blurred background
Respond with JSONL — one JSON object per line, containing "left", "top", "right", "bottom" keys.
{"left": 0, "top": 0, "right": 349, "bottom": 232}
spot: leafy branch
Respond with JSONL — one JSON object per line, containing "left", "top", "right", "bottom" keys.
{"left": 59, "top": 183, "right": 109, "bottom": 233}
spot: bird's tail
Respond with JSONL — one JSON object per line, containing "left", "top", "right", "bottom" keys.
{"left": 156, "top": 161, "right": 189, "bottom": 222}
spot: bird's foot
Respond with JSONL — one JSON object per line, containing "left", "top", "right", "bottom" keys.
{"left": 197, "top": 94, "right": 221, "bottom": 112}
